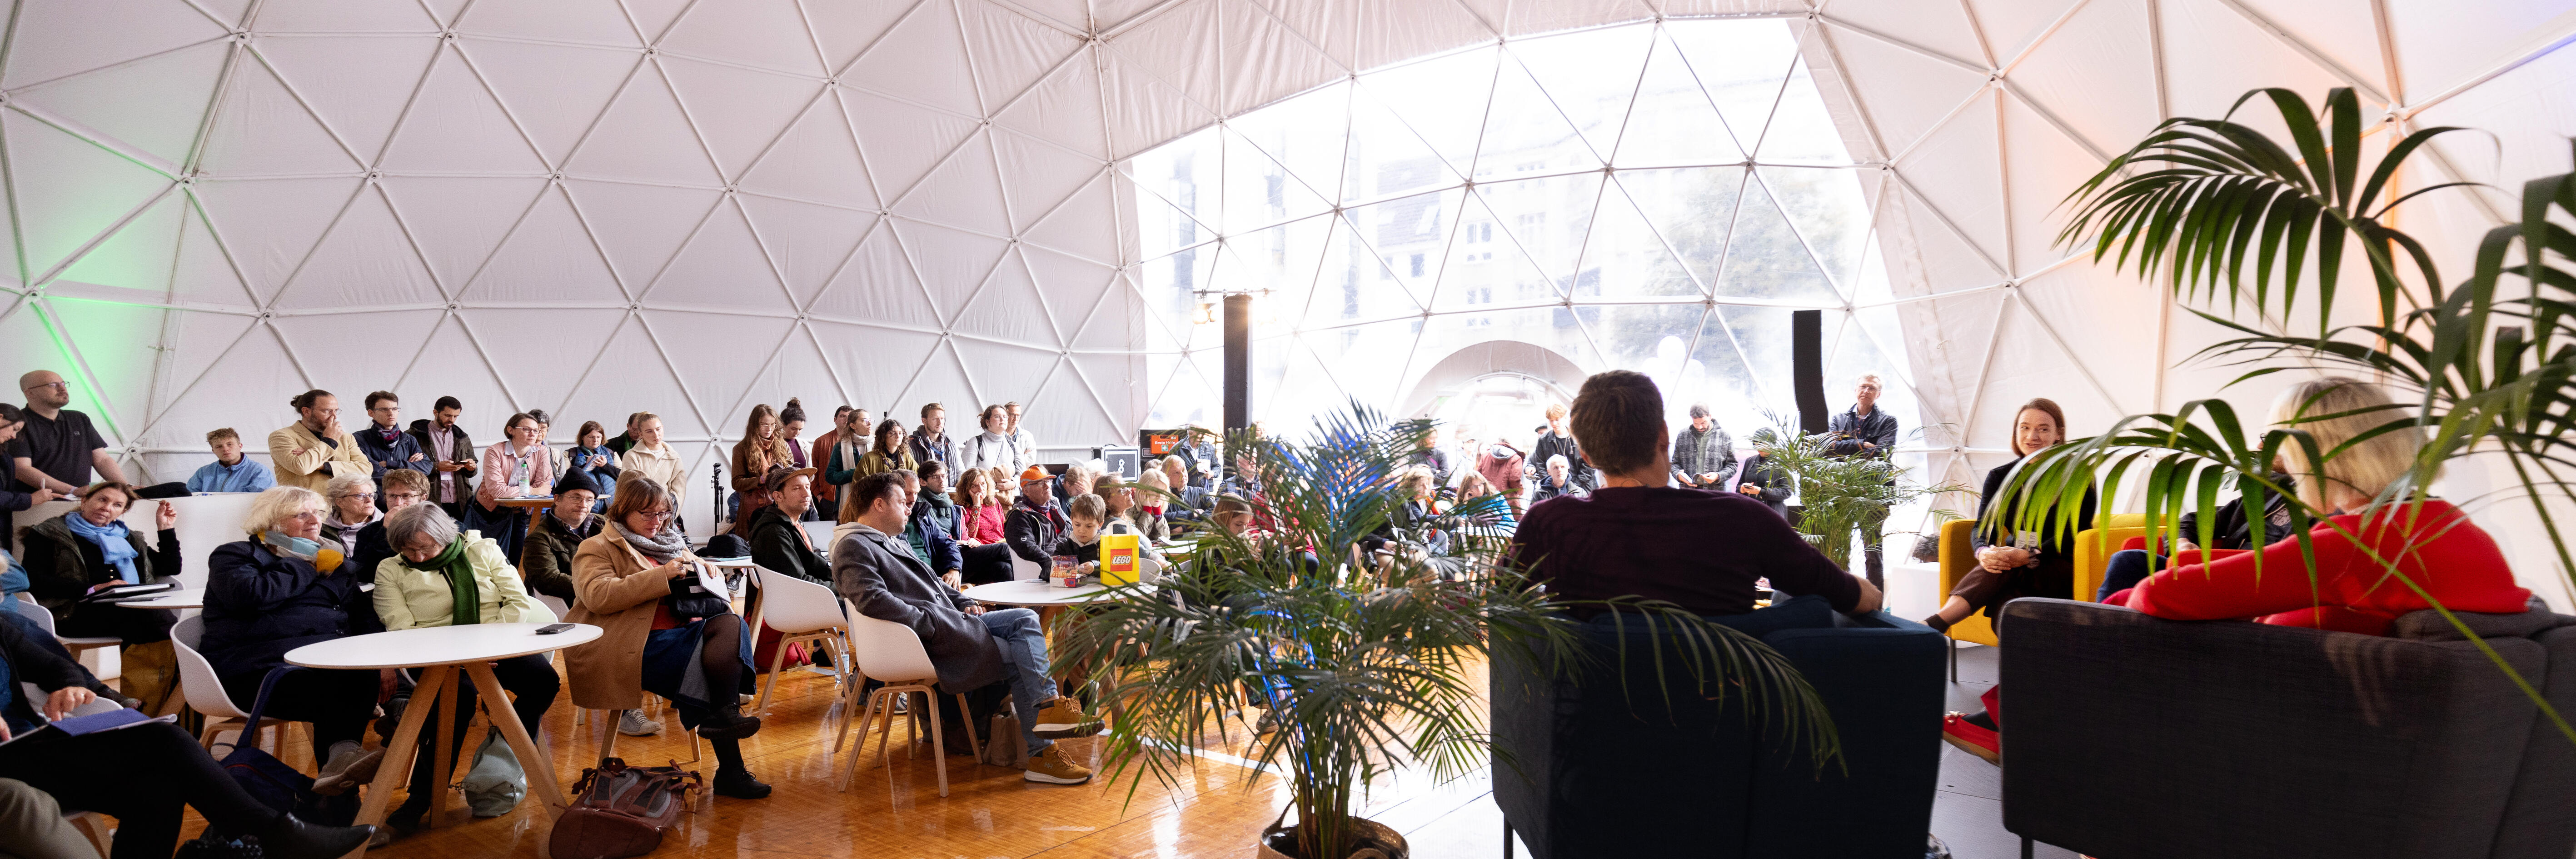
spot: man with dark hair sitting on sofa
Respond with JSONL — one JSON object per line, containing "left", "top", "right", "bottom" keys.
{"left": 1508, "top": 369, "right": 1882, "bottom": 619}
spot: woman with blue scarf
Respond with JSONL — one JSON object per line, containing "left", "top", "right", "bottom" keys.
{"left": 17, "top": 482, "right": 180, "bottom": 649}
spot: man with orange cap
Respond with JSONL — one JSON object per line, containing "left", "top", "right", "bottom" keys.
{"left": 1004, "top": 465, "right": 1070, "bottom": 568}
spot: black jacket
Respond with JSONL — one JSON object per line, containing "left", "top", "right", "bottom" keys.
{"left": 199, "top": 540, "right": 383, "bottom": 679}
{"left": 1004, "top": 498, "right": 1069, "bottom": 564}
{"left": 1824, "top": 405, "right": 1899, "bottom": 459}
{"left": 2175, "top": 473, "right": 2296, "bottom": 550}
{"left": 1971, "top": 458, "right": 2099, "bottom": 557}
{"left": 405, "top": 419, "right": 478, "bottom": 491}
{"left": 907, "top": 498, "right": 963, "bottom": 575}
{"left": 1734, "top": 453, "right": 1794, "bottom": 518}
{"left": 1531, "top": 430, "right": 1594, "bottom": 491}
{"left": 520, "top": 510, "right": 599, "bottom": 601}
{"left": 352, "top": 423, "right": 431, "bottom": 485}
{"left": 350, "top": 520, "right": 394, "bottom": 587}
{"left": 747, "top": 505, "right": 828, "bottom": 584}
{"left": 18, "top": 515, "right": 178, "bottom": 612}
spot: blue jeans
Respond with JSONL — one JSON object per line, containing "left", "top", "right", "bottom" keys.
{"left": 2099, "top": 549, "right": 2165, "bottom": 600}
{"left": 980, "top": 608, "right": 1059, "bottom": 754}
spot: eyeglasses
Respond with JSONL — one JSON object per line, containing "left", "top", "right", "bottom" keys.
{"left": 634, "top": 509, "right": 676, "bottom": 521}
{"left": 22, "top": 381, "right": 65, "bottom": 392}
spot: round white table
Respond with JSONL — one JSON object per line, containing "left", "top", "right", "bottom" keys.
{"left": 287, "top": 622, "right": 601, "bottom": 852}
{"left": 961, "top": 579, "right": 1140, "bottom": 606}
{"left": 109, "top": 588, "right": 203, "bottom": 610}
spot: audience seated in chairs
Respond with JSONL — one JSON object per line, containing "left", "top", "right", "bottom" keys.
{"left": 563, "top": 475, "right": 771, "bottom": 800}
{"left": 368, "top": 503, "right": 558, "bottom": 843}
{"left": 745, "top": 467, "right": 828, "bottom": 585}
{"left": 200, "top": 486, "right": 389, "bottom": 798}
{"left": 267, "top": 390, "right": 371, "bottom": 494}
{"left": 185, "top": 427, "right": 275, "bottom": 494}
{"left": 952, "top": 466, "right": 1014, "bottom": 585}
{"left": 830, "top": 473, "right": 1106, "bottom": 785}
{"left": 470, "top": 412, "right": 553, "bottom": 563}
{"left": 350, "top": 469, "right": 430, "bottom": 590}
{"left": 1091, "top": 474, "right": 1165, "bottom": 543}
{"left": 1923, "top": 398, "right": 2098, "bottom": 634}
{"left": 1004, "top": 466, "right": 1070, "bottom": 568}
{"left": 1505, "top": 370, "right": 1882, "bottom": 620}
{"left": 20, "top": 482, "right": 182, "bottom": 712}
{"left": 1939, "top": 378, "right": 2537, "bottom": 764}
{"left": 352, "top": 391, "right": 430, "bottom": 490}
{"left": 0, "top": 618, "right": 376, "bottom": 859}
{"left": 319, "top": 474, "right": 379, "bottom": 561}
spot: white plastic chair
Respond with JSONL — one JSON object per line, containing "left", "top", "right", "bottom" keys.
{"left": 801, "top": 521, "right": 836, "bottom": 550}
{"left": 745, "top": 567, "right": 851, "bottom": 716}
{"left": 1010, "top": 550, "right": 1042, "bottom": 582}
{"left": 834, "top": 608, "right": 981, "bottom": 797}
{"left": 171, "top": 615, "right": 306, "bottom": 755}
{"left": 10, "top": 599, "right": 119, "bottom": 661}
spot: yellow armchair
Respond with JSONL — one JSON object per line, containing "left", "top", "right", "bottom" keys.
{"left": 1937, "top": 514, "right": 2165, "bottom": 678}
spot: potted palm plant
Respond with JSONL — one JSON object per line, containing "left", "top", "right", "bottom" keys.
{"left": 1060, "top": 405, "right": 1841, "bottom": 859}
{"left": 1748, "top": 421, "right": 1963, "bottom": 570}
{"left": 1998, "top": 86, "right": 2576, "bottom": 738}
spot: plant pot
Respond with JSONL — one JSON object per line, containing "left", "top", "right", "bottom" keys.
{"left": 1256, "top": 816, "right": 1408, "bottom": 859}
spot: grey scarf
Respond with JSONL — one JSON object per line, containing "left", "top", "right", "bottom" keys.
{"left": 619, "top": 522, "right": 687, "bottom": 564}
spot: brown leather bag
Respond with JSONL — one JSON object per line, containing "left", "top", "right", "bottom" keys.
{"left": 547, "top": 759, "right": 703, "bottom": 859}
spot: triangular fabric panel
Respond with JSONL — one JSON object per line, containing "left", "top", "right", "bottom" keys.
{"left": 891, "top": 130, "right": 1013, "bottom": 237}
{"left": 393, "top": 314, "right": 524, "bottom": 428}
{"left": 471, "top": 308, "right": 633, "bottom": 414}
{"left": 379, "top": 177, "right": 553, "bottom": 293}
{"left": 808, "top": 223, "right": 943, "bottom": 331}
{"left": 454, "top": 0, "right": 642, "bottom": 47}
{"left": 563, "top": 63, "right": 722, "bottom": 186}
{"left": 10, "top": 41, "right": 229, "bottom": 169}
{"left": 644, "top": 197, "right": 794, "bottom": 309}
{"left": 462, "top": 38, "right": 643, "bottom": 166}
{"left": 842, "top": 88, "right": 984, "bottom": 201}
{"left": 2, "top": 0, "right": 227, "bottom": 89}
{"left": 269, "top": 309, "right": 446, "bottom": 401}
{"left": 737, "top": 98, "right": 880, "bottom": 210}
{"left": 255, "top": 34, "right": 443, "bottom": 165}
{"left": 271, "top": 184, "right": 446, "bottom": 310}
{"left": 995, "top": 130, "right": 1110, "bottom": 235}
{"left": 187, "top": 177, "right": 364, "bottom": 305}
{"left": 890, "top": 220, "right": 1011, "bottom": 327}
{"left": 7, "top": 112, "right": 180, "bottom": 282}
{"left": 53, "top": 193, "right": 188, "bottom": 300}
{"left": 844, "top": 0, "right": 986, "bottom": 117}
{"left": 950, "top": 248, "right": 1058, "bottom": 346}
{"left": 378, "top": 45, "right": 552, "bottom": 175}
{"left": 659, "top": 57, "right": 827, "bottom": 181}
{"left": 656, "top": 0, "right": 824, "bottom": 77}
{"left": 639, "top": 310, "right": 799, "bottom": 428}
{"left": 195, "top": 47, "right": 364, "bottom": 176}
{"left": 737, "top": 196, "right": 873, "bottom": 309}
{"left": 551, "top": 314, "right": 697, "bottom": 437}
{"left": 562, "top": 180, "right": 724, "bottom": 293}
{"left": 460, "top": 184, "right": 629, "bottom": 303}
{"left": 811, "top": 321, "right": 944, "bottom": 414}
{"left": 992, "top": 52, "right": 1110, "bottom": 155}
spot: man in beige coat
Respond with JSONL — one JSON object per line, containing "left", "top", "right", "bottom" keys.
{"left": 267, "top": 390, "right": 371, "bottom": 493}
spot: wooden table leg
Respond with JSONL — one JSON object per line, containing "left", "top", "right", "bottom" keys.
{"left": 345, "top": 665, "right": 447, "bottom": 859}
{"left": 427, "top": 668, "right": 460, "bottom": 827}
{"left": 466, "top": 662, "right": 572, "bottom": 817}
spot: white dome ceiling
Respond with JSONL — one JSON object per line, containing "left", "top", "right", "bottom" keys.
{"left": 2, "top": 0, "right": 2571, "bottom": 568}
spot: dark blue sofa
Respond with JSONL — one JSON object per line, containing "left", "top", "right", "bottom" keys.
{"left": 1490, "top": 602, "right": 1948, "bottom": 859}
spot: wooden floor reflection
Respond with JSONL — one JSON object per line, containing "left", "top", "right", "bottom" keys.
{"left": 178, "top": 665, "right": 1514, "bottom": 859}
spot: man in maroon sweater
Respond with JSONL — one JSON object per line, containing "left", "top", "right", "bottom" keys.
{"left": 1509, "top": 370, "right": 1882, "bottom": 618}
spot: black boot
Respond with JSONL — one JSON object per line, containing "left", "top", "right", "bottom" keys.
{"left": 254, "top": 814, "right": 374, "bottom": 859}
{"left": 696, "top": 706, "right": 763, "bottom": 740}
{"left": 713, "top": 766, "right": 773, "bottom": 799}
{"left": 1921, "top": 614, "right": 1953, "bottom": 633}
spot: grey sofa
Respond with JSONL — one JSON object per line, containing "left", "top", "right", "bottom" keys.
{"left": 1996, "top": 597, "right": 2576, "bottom": 859}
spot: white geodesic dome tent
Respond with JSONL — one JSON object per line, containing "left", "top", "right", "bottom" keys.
{"left": 4, "top": 0, "right": 2573, "bottom": 592}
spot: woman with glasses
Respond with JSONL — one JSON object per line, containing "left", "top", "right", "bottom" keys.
{"left": 319, "top": 474, "right": 379, "bottom": 560}
{"left": 563, "top": 475, "right": 771, "bottom": 800}
{"left": 469, "top": 412, "right": 553, "bottom": 563}
{"left": 200, "top": 486, "right": 391, "bottom": 798}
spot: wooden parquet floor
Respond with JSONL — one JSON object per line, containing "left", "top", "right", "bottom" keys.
{"left": 172, "top": 664, "right": 1515, "bottom": 859}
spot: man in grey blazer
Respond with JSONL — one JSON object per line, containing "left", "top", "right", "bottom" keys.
{"left": 832, "top": 473, "right": 1105, "bottom": 784}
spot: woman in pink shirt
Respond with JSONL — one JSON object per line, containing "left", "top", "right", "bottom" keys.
{"left": 473, "top": 411, "right": 554, "bottom": 563}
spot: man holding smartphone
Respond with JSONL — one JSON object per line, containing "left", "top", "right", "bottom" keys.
{"left": 407, "top": 396, "right": 477, "bottom": 522}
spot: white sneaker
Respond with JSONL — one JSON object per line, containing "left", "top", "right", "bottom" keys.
{"left": 618, "top": 709, "right": 664, "bottom": 736}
